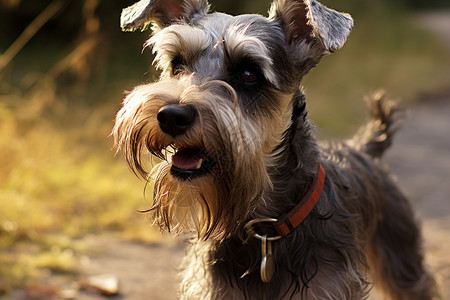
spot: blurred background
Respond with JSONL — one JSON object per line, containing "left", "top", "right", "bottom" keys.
{"left": 1, "top": 0, "right": 449, "bottom": 299}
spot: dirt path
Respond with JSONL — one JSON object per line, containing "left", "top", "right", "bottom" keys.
{"left": 385, "top": 95, "right": 450, "bottom": 299}
{"left": 78, "top": 236, "right": 184, "bottom": 300}
{"left": 415, "top": 11, "right": 450, "bottom": 47}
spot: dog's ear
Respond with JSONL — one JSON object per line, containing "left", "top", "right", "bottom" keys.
{"left": 121, "top": 0, "right": 209, "bottom": 32}
{"left": 269, "top": 0, "right": 353, "bottom": 54}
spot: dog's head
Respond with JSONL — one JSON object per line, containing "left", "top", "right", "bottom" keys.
{"left": 113, "top": 0, "right": 352, "bottom": 240}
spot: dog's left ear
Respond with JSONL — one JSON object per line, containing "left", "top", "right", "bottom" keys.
{"left": 269, "top": 0, "right": 353, "bottom": 54}
{"left": 121, "top": 0, "right": 209, "bottom": 32}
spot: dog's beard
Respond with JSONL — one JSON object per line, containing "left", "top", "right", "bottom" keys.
{"left": 114, "top": 79, "right": 271, "bottom": 240}
{"left": 151, "top": 163, "right": 224, "bottom": 239}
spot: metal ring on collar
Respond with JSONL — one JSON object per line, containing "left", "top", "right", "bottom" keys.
{"left": 244, "top": 218, "right": 282, "bottom": 241}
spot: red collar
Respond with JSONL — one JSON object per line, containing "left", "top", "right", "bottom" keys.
{"left": 273, "top": 164, "right": 326, "bottom": 237}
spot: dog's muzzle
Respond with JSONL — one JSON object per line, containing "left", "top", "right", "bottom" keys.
{"left": 157, "top": 105, "right": 216, "bottom": 180}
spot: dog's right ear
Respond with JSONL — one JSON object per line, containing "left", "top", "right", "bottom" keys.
{"left": 269, "top": 0, "right": 353, "bottom": 55}
{"left": 121, "top": 0, "right": 209, "bottom": 32}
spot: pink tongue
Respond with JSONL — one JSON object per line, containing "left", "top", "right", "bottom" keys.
{"left": 172, "top": 149, "right": 203, "bottom": 170}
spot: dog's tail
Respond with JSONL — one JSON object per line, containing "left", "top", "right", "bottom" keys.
{"left": 350, "top": 90, "right": 405, "bottom": 159}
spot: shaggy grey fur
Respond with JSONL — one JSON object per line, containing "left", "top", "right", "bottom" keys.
{"left": 113, "top": 0, "right": 438, "bottom": 299}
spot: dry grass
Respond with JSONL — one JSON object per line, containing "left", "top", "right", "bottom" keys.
{"left": 0, "top": 86, "right": 162, "bottom": 291}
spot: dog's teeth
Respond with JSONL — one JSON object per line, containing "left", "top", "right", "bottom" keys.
{"left": 162, "top": 149, "right": 173, "bottom": 163}
{"left": 195, "top": 159, "right": 203, "bottom": 169}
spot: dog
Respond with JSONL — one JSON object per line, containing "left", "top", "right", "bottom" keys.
{"left": 113, "top": 0, "right": 438, "bottom": 299}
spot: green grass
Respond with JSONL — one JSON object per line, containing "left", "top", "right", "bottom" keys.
{"left": 1, "top": 8, "right": 450, "bottom": 294}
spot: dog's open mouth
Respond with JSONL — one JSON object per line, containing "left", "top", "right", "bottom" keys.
{"left": 168, "top": 147, "right": 215, "bottom": 180}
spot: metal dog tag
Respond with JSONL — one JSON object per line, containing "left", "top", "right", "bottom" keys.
{"left": 260, "top": 235, "right": 275, "bottom": 283}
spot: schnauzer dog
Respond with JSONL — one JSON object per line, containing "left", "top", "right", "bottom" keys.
{"left": 113, "top": 0, "right": 438, "bottom": 299}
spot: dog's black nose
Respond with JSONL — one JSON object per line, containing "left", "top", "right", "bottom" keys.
{"left": 157, "top": 105, "right": 196, "bottom": 137}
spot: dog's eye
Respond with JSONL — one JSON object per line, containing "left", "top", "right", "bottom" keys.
{"left": 240, "top": 70, "right": 258, "bottom": 84}
{"left": 173, "top": 64, "right": 186, "bottom": 76}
